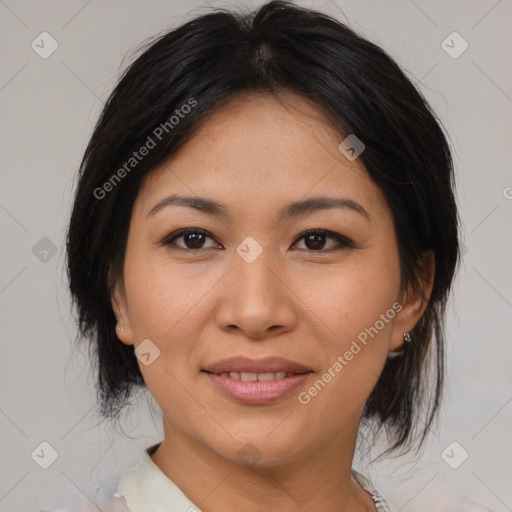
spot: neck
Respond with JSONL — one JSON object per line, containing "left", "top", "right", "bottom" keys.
{"left": 150, "top": 417, "right": 375, "bottom": 512}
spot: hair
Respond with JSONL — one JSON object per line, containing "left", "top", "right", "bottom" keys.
{"left": 66, "top": 0, "right": 460, "bottom": 455}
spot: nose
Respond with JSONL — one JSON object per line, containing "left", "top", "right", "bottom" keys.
{"left": 215, "top": 248, "right": 297, "bottom": 340}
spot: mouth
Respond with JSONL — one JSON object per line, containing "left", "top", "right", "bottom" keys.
{"left": 203, "top": 370, "right": 308, "bottom": 381}
{"left": 201, "top": 356, "right": 313, "bottom": 405}
{"left": 202, "top": 355, "right": 312, "bottom": 375}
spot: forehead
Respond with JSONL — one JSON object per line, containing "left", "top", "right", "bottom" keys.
{"left": 135, "top": 92, "right": 386, "bottom": 219}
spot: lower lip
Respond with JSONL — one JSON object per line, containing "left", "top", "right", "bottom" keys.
{"left": 203, "top": 371, "right": 312, "bottom": 405}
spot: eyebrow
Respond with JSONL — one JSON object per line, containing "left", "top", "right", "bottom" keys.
{"left": 148, "top": 194, "right": 371, "bottom": 221}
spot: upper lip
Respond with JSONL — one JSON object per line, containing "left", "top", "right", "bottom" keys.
{"left": 203, "top": 356, "right": 313, "bottom": 374}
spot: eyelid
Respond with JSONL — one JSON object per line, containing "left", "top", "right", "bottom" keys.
{"left": 158, "top": 227, "right": 220, "bottom": 249}
{"left": 159, "top": 228, "right": 354, "bottom": 252}
{"left": 293, "top": 229, "right": 355, "bottom": 250}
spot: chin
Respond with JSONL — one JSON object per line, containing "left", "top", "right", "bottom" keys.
{"left": 207, "top": 432, "right": 311, "bottom": 469}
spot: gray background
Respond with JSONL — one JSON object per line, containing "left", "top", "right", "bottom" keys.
{"left": 1, "top": 0, "right": 511, "bottom": 510}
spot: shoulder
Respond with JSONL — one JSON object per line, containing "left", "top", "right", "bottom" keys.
{"left": 352, "top": 470, "right": 396, "bottom": 511}
{"left": 368, "top": 472, "right": 493, "bottom": 512}
{"left": 352, "top": 470, "right": 492, "bottom": 512}
{"left": 38, "top": 474, "right": 132, "bottom": 512}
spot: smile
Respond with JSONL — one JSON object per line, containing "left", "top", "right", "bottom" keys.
{"left": 202, "top": 369, "right": 312, "bottom": 405}
{"left": 210, "top": 371, "right": 300, "bottom": 381}
{"left": 201, "top": 356, "right": 313, "bottom": 405}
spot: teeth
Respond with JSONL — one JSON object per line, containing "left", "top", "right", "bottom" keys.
{"left": 219, "top": 371, "right": 295, "bottom": 381}
{"left": 240, "top": 372, "right": 258, "bottom": 382}
{"left": 256, "top": 372, "right": 275, "bottom": 381}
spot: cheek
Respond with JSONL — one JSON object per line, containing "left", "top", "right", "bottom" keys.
{"left": 123, "top": 250, "right": 209, "bottom": 338}
{"left": 122, "top": 252, "right": 216, "bottom": 402}
{"left": 301, "top": 251, "right": 400, "bottom": 341}
{"left": 121, "top": 256, "right": 203, "bottom": 408}
{"left": 295, "top": 251, "right": 400, "bottom": 403}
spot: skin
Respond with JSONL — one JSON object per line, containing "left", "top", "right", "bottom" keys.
{"left": 112, "top": 91, "right": 434, "bottom": 512}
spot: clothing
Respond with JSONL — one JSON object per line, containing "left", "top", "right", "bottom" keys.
{"left": 40, "top": 442, "right": 395, "bottom": 511}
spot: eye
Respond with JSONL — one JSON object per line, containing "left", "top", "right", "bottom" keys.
{"left": 159, "top": 228, "right": 221, "bottom": 250}
{"left": 292, "top": 229, "right": 354, "bottom": 252}
{"left": 159, "top": 228, "right": 354, "bottom": 253}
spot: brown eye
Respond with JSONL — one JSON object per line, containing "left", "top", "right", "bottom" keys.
{"left": 293, "top": 229, "right": 354, "bottom": 252}
{"left": 160, "top": 228, "right": 353, "bottom": 253}
{"left": 160, "top": 228, "right": 220, "bottom": 250}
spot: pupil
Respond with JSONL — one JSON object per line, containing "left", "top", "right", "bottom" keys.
{"left": 306, "top": 233, "right": 325, "bottom": 250}
{"left": 183, "top": 232, "right": 327, "bottom": 250}
{"left": 186, "top": 233, "right": 204, "bottom": 248}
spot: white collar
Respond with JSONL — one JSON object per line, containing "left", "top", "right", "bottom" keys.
{"left": 116, "top": 442, "right": 201, "bottom": 511}
{"left": 116, "top": 443, "right": 394, "bottom": 512}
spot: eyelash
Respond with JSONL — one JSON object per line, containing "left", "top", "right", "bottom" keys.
{"left": 159, "top": 228, "right": 354, "bottom": 253}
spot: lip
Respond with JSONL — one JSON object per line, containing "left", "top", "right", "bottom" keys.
{"left": 202, "top": 356, "right": 312, "bottom": 374}
{"left": 204, "top": 371, "right": 312, "bottom": 405}
{"left": 202, "top": 356, "right": 313, "bottom": 405}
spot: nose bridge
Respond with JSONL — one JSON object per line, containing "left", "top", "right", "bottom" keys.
{"left": 215, "top": 238, "right": 295, "bottom": 337}
{"left": 232, "top": 239, "right": 280, "bottom": 308}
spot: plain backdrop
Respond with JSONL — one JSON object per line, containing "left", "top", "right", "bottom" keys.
{"left": 1, "top": 0, "right": 511, "bottom": 510}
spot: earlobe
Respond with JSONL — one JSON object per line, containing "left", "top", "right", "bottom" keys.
{"left": 115, "top": 325, "right": 134, "bottom": 346}
{"left": 389, "top": 293, "right": 425, "bottom": 353}
{"left": 389, "top": 251, "right": 435, "bottom": 353}
{"left": 111, "top": 284, "right": 134, "bottom": 346}
{"left": 115, "top": 325, "right": 133, "bottom": 345}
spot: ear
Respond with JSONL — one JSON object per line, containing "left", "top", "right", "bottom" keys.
{"left": 111, "top": 279, "right": 134, "bottom": 346}
{"left": 390, "top": 251, "right": 435, "bottom": 352}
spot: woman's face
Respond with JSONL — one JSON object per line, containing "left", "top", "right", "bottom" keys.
{"left": 113, "top": 92, "right": 425, "bottom": 467}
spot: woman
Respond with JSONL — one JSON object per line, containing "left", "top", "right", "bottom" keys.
{"left": 51, "top": 1, "right": 461, "bottom": 510}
